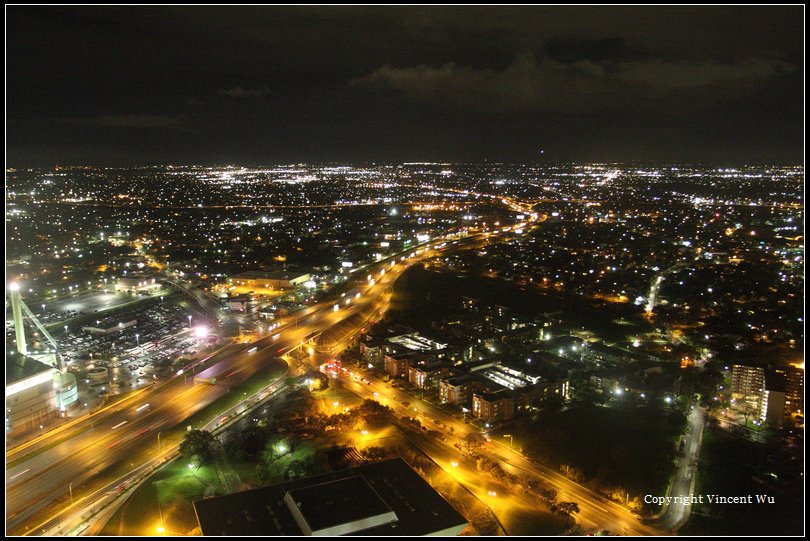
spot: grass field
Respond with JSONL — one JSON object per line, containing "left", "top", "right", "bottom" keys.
{"left": 100, "top": 460, "right": 222, "bottom": 536}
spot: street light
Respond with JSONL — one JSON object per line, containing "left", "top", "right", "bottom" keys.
{"left": 157, "top": 432, "right": 163, "bottom": 460}
{"left": 135, "top": 333, "right": 140, "bottom": 346}
{"left": 503, "top": 434, "right": 513, "bottom": 448}
{"left": 69, "top": 482, "right": 74, "bottom": 505}
{"left": 187, "top": 315, "right": 193, "bottom": 328}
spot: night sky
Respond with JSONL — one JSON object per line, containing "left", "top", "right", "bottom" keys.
{"left": 6, "top": 6, "right": 804, "bottom": 166}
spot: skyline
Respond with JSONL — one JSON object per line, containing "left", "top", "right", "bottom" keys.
{"left": 7, "top": 6, "right": 805, "bottom": 166}
{"left": 4, "top": 6, "right": 805, "bottom": 538}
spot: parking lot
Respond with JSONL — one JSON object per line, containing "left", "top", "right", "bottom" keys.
{"left": 35, "top": 289, "right": 162, "bottom": 327}
{"left": 57, "top": 301, "right": 219, "bottom": 402}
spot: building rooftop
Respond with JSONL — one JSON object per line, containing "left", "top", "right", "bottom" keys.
{"left": 230, "top": 270, "right": 309, "bottom": 280}
{"left": 194, "top": 457, "right": 467, "bottom": 536}
{"left": 284, "top": 476, "right": 396, "bottom": 535}
{"left": 6, "top": 350, "right": 54, "bottom": 385}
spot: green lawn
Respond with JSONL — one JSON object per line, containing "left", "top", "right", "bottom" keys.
{"left": 313, "top": 382, "right": 365, "bottom": 412}
{"left": 100, "top": 459, "right": 223, "bottom": 536}
{"left": 99, "top": 359, "right": 287, "bottom": 536}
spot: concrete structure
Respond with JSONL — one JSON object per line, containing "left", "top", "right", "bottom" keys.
{"left": 193, "top": 458, "right": 467, "bottom": 536}
{"left": 384, "top": 351, "right": 422, "bottom": 379}
{"left": 283, "top": 476, "right": 397, "bottom": 535}
{"left": 439, "top": 360, "right": 569, "bottom": 423}
{"left": 472, "top": 390, "right": 516, "bottom": 424}
{"left": 6, "top": 352, "right": 58, "bottom": 433}
{"left": 53, "top": 371, "right": 78, "bottom": 412}
{"left": 221, "top": 295, "right": 250, "bottom": 312}
{"left": 115, "top": 276, "right": 160, "bottom": 293}
{"left": 439, "top": 374, "right": 477, "bottom": 406}
{"left": 762, "top": 372, "right": 786, "bottom": 428}
{"left": 228, "top": 271, "right": 311, "bottom": 290}
{"left": 82, "top": 318, "right": 137, "bottom": 335}
{"left": 731, "top": 364, "right": 789, "bottom": 426}
{"left": 6, "top": 285, "right": 78, "bottom": 433}
{"left": 387, "top": 332, "right": 447, "bottom": 352}
{"left": 9, "top": 282, "right": 27, "bottom": 354}
{"left": 783, "top": 364, "right": 804, "bottom": 414}
{"left": 407, "top": 361, "right": 450, "bottom": 391}
{"left": 731, "top": 364, "right": 765, "bottom": 407}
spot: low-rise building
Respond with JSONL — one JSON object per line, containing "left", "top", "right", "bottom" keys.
{"left": 193, "top": 458, "right": 468, "bottom": 536}
{"left": 439, "top": 373, "right": 477, "bottom": 406}
{"left": 82, "top": 318, "right": 137, "bottom": 335}
{"left": 472, "top": 390, "right": 515, "bottom": 424}
{"left": 407, "top": 361, "right": 451, "bottom": 391}
{"left": 115, "top": 276, "right": 160, "bottom": 293}
{"left": 228, "top": 271, "right": 311, "bottom": 290}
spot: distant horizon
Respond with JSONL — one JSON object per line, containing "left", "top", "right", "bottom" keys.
{"left": 7, "top": 160, "right": 806, "bottom": 169}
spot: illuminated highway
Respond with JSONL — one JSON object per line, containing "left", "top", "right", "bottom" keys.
{"left": 6, "top": 198, "right": 540, "bottom": 535}
{"left": 5, "top": 227, "right": 503, "bottom": 535}
{"left": 336, "top": 366, "right": 664, "bottom": 536}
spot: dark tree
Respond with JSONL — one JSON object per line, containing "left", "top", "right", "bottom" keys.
{"left": 180, "top": 429, "right": 215, "bottom": 461}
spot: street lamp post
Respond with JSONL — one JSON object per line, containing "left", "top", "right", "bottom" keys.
{"left": 64, "top": 325, "right": 69, "bottom": 337}
{"left": 157, "top": 432, "right": 163, "bottom": 460}
{"left": 503, "top": 434, "right": 513, "bottom": 448}
{"left": 69, "top": 482, "right": 73, "bottom": 505}
{"left": 187, "top": 315, "right": 192, "bottom": 329}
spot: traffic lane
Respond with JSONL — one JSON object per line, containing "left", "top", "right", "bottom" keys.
{"left": 7, "top": 250, "right": 441, "bottom": 530}
{"left": 658, "top": 406, "right": 704, "bottom": 530}
{"left": 7, "top": 382, "right": 216, "bottom": 526}
{"left": 340, "top": 373, "right": 662, "bottom": 536}
{"left": 7, "top": 336, "right": 250, "bottom": 461}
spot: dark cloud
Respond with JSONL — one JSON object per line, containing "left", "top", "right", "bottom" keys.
{"left": 353, "top": 53, "right": 796, "bottom": 113}
{"left": 59, "top": 114, "right": 182, "bottom": 128}
{"left": 5, "top": 6, "right": 804, "bottom": 165}
{"left": 220, "top": 86, "right": 271, "bottom": 98}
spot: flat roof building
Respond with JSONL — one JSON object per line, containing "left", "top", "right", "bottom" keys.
{"left": 229, "top": 271, "right": 311, "bottom": 290}
{"left": 193, "top": 458, "right": 467, "bottom": 536}
{"left": 6, "top": 351, "right": 58, "bottom": 434}
{"left": 115, "top": 276, "right": 160, "bottom": 292}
